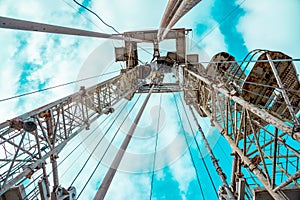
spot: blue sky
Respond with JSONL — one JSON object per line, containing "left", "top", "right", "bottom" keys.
{"left": 0, "top": 0, "right": 300, "bottom": 199}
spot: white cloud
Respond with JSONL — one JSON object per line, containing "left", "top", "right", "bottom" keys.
{"left": 91, "top": 0, "right": 167, "bottom": 32}
{"left": 168, "top": 149, "right": 196, "bottom": 197}
{"left": 0, "top": 0, "right": 230, "bottom": 199}
{"left": 182, "top": 0, "right": 228, "bottom": 62}
{"left": 0, "top": 29, "right": 21, "bottom": 119}
{"left": 105, "top": 173, "right": 151, "bottom": 200}
{"left": 198, "top": 25, "right": 227, "bottom": 59}
{"left": 237, "top": 0, "right": 300, "bottom": 58}
{"left": 0, "top": 0, "right": 105, "bottom": 121}
{"left": 89, "top": 0, "right": 228, "bottom": 61}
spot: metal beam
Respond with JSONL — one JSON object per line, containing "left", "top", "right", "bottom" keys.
{"left": 272, "top": 128, "right": 278, "bottom": 189}
{"left": 273, "top": 170, "right": 300, "bottom": 192}
{"left": 0, "top": 16, "right": 142, "bottom": 42}
{"left": 94, "top": 85, "right": 155, "bottom": 200}
{"left": 266, "top": 53, "right": 299, "bottom": 125}
{"left": 136, "top": 83, "right": 182, "bottom": 93}
{"left": 158, "top": 0, "right": 182, "bottom": 38}
{"left": 184, "top": 68, "right": 300, "bottom": 142}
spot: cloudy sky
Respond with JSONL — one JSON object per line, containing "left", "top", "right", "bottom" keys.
{"left": 0, "top": 0, "right": 300, "bottom": 199}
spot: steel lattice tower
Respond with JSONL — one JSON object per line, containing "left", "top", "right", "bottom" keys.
{"left": 0, "top": 1, "right": 299, "bottom": 199}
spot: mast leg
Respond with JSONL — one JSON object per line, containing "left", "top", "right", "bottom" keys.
{"left": 94, "top": 85, "right": 155, "bottom": 200}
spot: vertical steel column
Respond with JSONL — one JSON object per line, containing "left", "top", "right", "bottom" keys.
{"left": 272, "top": 128, "right": 278, "bottom": 189}
{"left": 231, "top": 103, "right": 239, "bottom": 192}
{"left": 34, "top": 128, "right": 50, "bottom": 198}
{"left": 231, "top": 153, "right": 238, "bottom": 194}
{"left": 237, "top": 178, "right": 245, "bottom": 200}
{"left": 94, "top": 85, "right": 155, "bottom": 200}
{"left": 50, "top": 155, "right": 59, "bottom": 200}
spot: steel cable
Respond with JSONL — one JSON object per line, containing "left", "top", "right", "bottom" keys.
{"left": 76, "top": 94, "right": 142, "bottom": 198}
{"left": 150, "top": 94, "right": 162, "bottom": 200}
{"left": 0, "top": 70, "right": 119, "bottom": 102}
{"left": 73, "top": 0, "right": 120, "bottom": 34}
{"left": 178, "top": 94, "right": 219, "bottom": 197}
{"left": 69, "top": 100, "right": 130, "bottom": 186}
{"left": 172, "top": 93, "right": 206, "bottom": 200}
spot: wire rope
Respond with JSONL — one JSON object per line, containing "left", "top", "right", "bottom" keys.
{"left": 0, "top": 70, "right": 119, "bottom": 102}
{"left": 73, "top": 0, "right": 159, "bottom": 64}
{"left": 60, "top": 114, "right": 110, "bottom": 165}
{"left": 68, "top": 0, "right": 152, "bottom": 68}
{"left": 62, "top": 0, "right": 124, "bottom": 55}
{"left": 76, "top": 94, "right": 142, "bottom": 198}
{"left": 71, "top": 0, "right": 149, "bottom": 73}
{"left": 66, "top": 0, "right": 153, "bottom": 66}
{"left": 59, "top": 122, "right": 113, "bottom": 179}
{"left": 24, "top": 175, "right": 40, "bottom": 200}
{"left": 16, "top": 101, "right": 127, "bottom": 199}
{"left": 72, "top": 0, "right": 155, "bottom": 60}
{"left": 138, "top": 45, "right": 154, "bottom": 57}
{"left": 172, "top": 93, "right": 206, "bottom": 200}
{"left": 69, "top": 99, "right": 130, "bottom": 186}
{"left": 73, "top": 0, "right": 120, "bottom": 34}
{"left": 213, "top": 132, "right": 232, "bottom": 165}
{"left": 70, "top": 0, "right": 170, "bottom": 66}
{"left": 178, "top": 94, "right": 219, "bottom": 197}
{"left": 23, "top": 174, "right": 42, "bottom": 190}
{"left": 61, "top": 0, "right": 106, "bottom": 32}
{"left": 149, "top": 94, "right": 162, "bottom": 200}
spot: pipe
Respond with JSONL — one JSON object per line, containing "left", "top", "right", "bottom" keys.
{"left": 158, "top": 0, "right": 182, "bottom": 40}
{"left": 158, "top": 0, "right": 201, "bottom": 41}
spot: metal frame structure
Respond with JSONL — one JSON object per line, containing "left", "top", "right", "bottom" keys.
{"left": 0, "top": 1, "right": 300, "bottom": 199}
{"left": 183, "top": 51, "right": 300, "bottom": 199}
{"left": 0, "top": 68, "right": 140, "bottom": 199}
